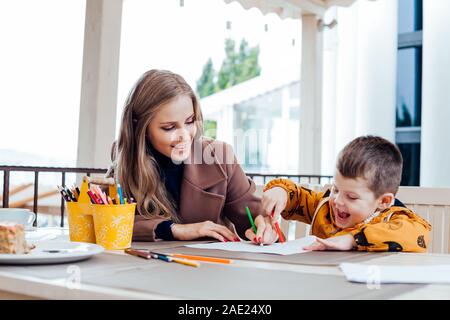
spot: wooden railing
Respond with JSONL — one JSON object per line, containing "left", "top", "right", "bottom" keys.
{"left": 0, "top": 165, "right": 332, "bottom": 227}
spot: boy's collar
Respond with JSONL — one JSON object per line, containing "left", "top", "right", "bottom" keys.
{"left": 364, "top": 197, "right": 396, "bottom": 224}
{"left": 363, "top": 211, "right": 382, "bottom": 224}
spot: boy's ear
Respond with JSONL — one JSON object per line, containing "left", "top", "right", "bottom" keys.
{"left": 377, "top": 193, "right": 395, "bottom": 211}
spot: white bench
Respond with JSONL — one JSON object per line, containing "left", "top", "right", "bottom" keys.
{"left": 396, "top": 187, "right": 450, "bottom": 254}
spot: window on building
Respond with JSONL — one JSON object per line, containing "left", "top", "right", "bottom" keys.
{"left": 233, "top": 84, "right": 300, "bottom": 173}
{"left": 396, "top": 0, "right": 422, "bottom": 186}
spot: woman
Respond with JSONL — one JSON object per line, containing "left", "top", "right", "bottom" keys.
{"left": 108, "top": 69, "right": 277, "bottom": 244}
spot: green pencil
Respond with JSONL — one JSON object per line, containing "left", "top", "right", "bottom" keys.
{"left": 245, "top": 206, "right": 257, "bottom": 234}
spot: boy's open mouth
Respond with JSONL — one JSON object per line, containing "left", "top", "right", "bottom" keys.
{"left": 336, "top": 209, "right": 350, "bottom": 220}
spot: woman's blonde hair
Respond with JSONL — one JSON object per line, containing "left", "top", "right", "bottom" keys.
{"left": 115, "top": 69, "right": 203, "bottom": 221}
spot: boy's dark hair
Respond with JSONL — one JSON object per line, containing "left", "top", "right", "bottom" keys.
{"left": 337, "top": 135, "right": 403, "bottom": 197}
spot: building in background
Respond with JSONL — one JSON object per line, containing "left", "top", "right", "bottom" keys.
{"left": 201, "top": 70, "right": 300, "bottom": 174}
{"left": 203, "top": 0, "right": 450, "bottom": 187}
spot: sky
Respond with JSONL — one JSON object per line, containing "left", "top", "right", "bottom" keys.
{"left": 0, "top": 0, "right": 301, "bottom": 166}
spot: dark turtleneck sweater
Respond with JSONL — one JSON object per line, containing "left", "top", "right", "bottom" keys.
{"left": 148, "top": 143, "right": 184, "bottom": 240}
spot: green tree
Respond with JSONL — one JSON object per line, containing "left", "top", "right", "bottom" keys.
{"left": 196, "top": 58, "right": 216, "bottom": 98}
{"left": 217, "top": 38, "right": 261, "bottom": 91}
{"left": 217, "top": 38, "right": 239, "bottom": 90}
{"left": 236, "top": 39, "right": 261, "bottom": 84}
{"left": 196, "top": 38, "right": 261, "bottom": 98}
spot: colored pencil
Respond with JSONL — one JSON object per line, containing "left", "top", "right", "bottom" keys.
{"left": 93, "top": 185, "right": 107, "bottom": 204}
{"left": 271, "top": 210, "right": 286, "bottom": 243}
{"left": 246, "top": 206, "right": 263, "bottom": 246}
{"left": 71, "top": 186, "right": 79, "bottom": 201}
{"left": 65, "top": 188, "right": 76, "bottom": 202}
{"left": 150, "top": 252, "right": 200, "bottom": 268}
{"left": 150, "top": 253, "right": 168, "bottom": 262}
{"left": 245, "top": 206, "right": 257, "bottom": 234}
{"left": 124, "top": 248, "right": 151, "bottom": 259}
{"left": 117, "top": 184, "right": 124, "bottom": 204}
{"left": 170, "top": 257, "right": 200, "bottom": 268}
{"left": 87, "top": 190, "right": 100, "bottom": 204}
{"left": 93, "top": 192, "right": 104, "bottom": 204}
{"left": 57, "top": 186, "right": 70, "bottom": 202}
{"left": 171, "top": 253, "right": 232, "bottom": 264}
{"left": 86, "top": 190, "right": 97, "bottom": 204}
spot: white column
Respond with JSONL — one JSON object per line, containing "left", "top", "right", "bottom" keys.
{"left": 321, "top": 8, "right": 338, "bottom": 176}
{"left": 354, "top": 0, "right": 397, "bottom": 141}
{"left": 299, "top": 14, "right": 323, "bottom": 175}
{"left": 421, "top": 0, "right": 450, "bottom": 187}
{"left": 77, "top": 0, "right": 123, "bottom": 168}
{"left": 332, "top": 0, "right": 397, "bottom": 161}
{"left": 335, "top": 4, "right": 358, "bottom": 154}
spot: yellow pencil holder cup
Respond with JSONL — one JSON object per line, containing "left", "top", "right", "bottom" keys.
{"left": 66, "top": 177, "right": 136, "bottom": 250}
{"left": 66, "top": 202, "right": 96, "bottom": 243}
{"left": 91, "top": 203, "right": 136, "bottom": 250}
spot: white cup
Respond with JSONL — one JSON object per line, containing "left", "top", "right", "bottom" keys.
{"left": 0, "top": 208, "right": 36, "bottom": 229}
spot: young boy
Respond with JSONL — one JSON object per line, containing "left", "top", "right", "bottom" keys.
{"left": 262, "top": 135, "right": 431, "bottom": 252}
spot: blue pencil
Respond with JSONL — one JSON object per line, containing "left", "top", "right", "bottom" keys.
{"left": 151, "top": 253, "right": 171, "bottom": 262}
{"left": 117, "top": 184, "right": 124, "bottom": 204}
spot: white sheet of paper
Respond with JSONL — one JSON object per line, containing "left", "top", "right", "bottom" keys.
{"left": 185, "top": 236, "right": 317, "bottom": 255}
{"left": 340, "top": 263, "right": 450, "bottom": 284}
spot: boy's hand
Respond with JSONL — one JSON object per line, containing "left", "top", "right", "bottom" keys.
{"left": 261, "top": 187, "right": 288, "bottom": 221}
{"left": 245, "top": 215, "right": 278, "bottom": 245}
{"left": 303, "top": 234, "right": 356, "bottom": 251}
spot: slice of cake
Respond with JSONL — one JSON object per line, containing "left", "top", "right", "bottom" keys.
{"left": 0, "top": 222, "right": 33, "bottom": 254}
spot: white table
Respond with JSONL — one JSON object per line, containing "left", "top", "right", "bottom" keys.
{"left": 1, "top": 228, "right": 450, "bottom": 299}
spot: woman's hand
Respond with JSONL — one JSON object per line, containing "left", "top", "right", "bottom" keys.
{"left": 261, "top": 187, "right": 288, "bottom": 221}
{"left": 303, "top": 234, "right": 356, "bottom": 251}
{"left": 171, "top": 221, "right": 239, "bottom": 242}
{"left": 245, "top": 215, "right": 278, "bottom": 245}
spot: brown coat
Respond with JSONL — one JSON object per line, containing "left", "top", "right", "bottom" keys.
{"left": 108, "top": 138, "right": 262, "bottom": 241}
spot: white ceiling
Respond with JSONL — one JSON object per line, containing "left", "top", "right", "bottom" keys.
{"left": 224, "top": 0, "right": 357, "bottom": 18}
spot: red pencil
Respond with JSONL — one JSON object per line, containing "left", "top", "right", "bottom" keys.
{"left": 87, "top": 190, "right": 102, "bottom": 204}
{"left": 86, "top": 190, "right": 97, "bottom": 204}
{"left": 271, "top": 210, "right": 286, "bottom": 243}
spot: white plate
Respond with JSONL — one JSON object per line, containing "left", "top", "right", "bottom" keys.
{"left": 0, "top": 241, "right": 104, "bottom": 265}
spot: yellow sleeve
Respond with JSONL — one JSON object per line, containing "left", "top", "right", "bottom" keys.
{"left": 337, "top": 211, "right": 432, "bottom": 253}
{"left": 264, "top": 178, "right": 329, "bottom": 224}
